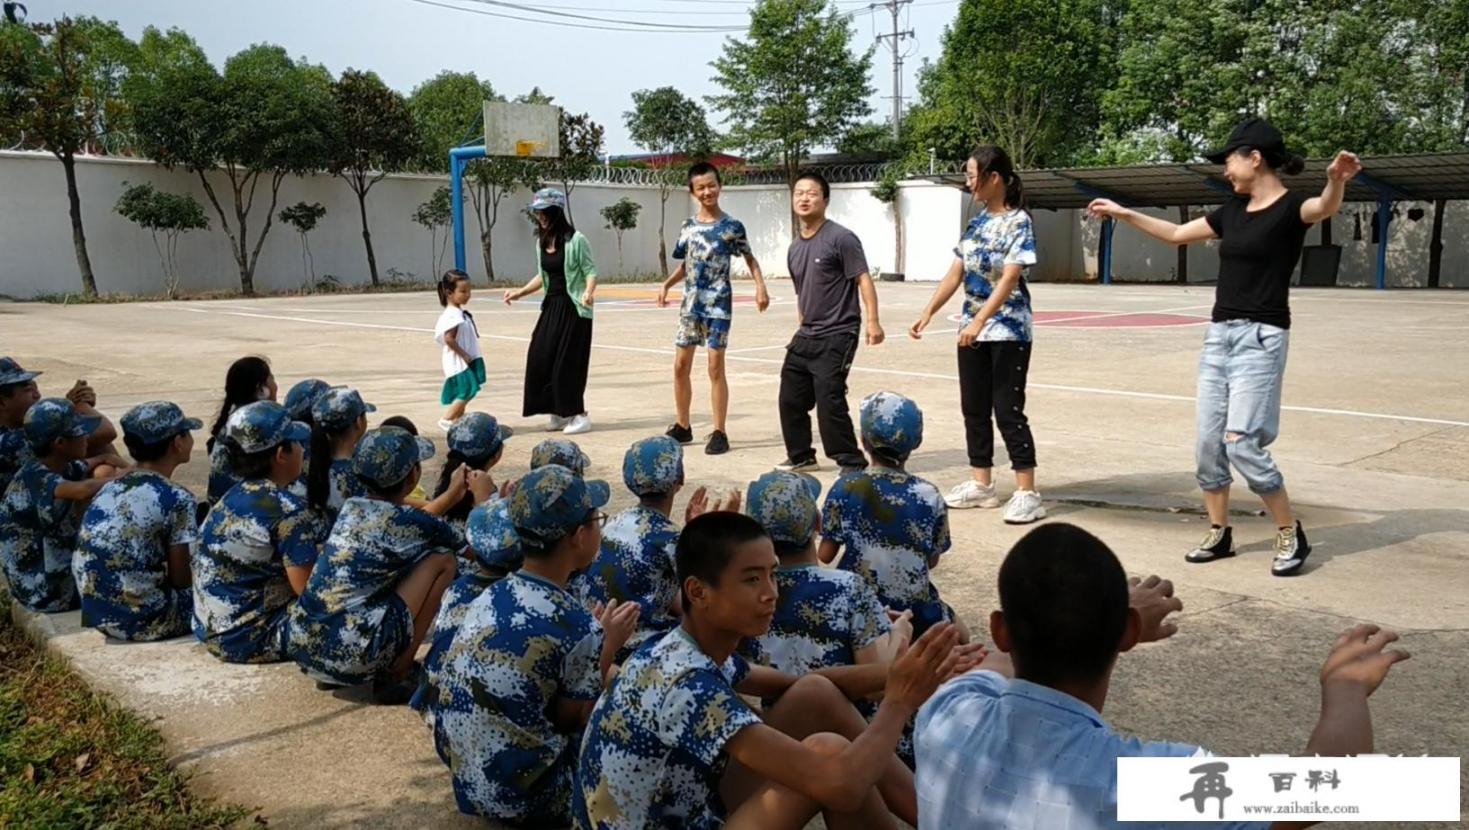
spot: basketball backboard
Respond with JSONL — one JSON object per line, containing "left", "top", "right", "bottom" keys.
{"left": 484, "top": 101, "right": 561, "bottom": 158}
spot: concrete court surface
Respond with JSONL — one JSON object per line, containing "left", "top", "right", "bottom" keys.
{"left": 4, "top": 280, "right": 1466, "bottom": 829}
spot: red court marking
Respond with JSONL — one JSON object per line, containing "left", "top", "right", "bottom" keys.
{"left": 946, "top": 310, "right": 1206, "bottom": 328}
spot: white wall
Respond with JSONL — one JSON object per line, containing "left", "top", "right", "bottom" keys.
{"left": 1, "top": 149, "right": 1464, "bottom": 297}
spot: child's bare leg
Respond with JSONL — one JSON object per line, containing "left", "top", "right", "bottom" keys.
{"left": 723, "top": 733, "right": 896, "bottom": 830}
{"left": 708, "top": 348, "right": 729, "bottom": 433}
{"left": 673, "top": 345, "right": 695, "bottom": 428}
{"left": 747, "top": 674, "right": 916, "bottom": 825}
{"left": 444, "top": 399, "right": 468, "bottom": 421}
{"left": 390, "top": 553, "right": 458, "bottom": 677}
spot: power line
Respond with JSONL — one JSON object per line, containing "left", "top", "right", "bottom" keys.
{"left": 409, "top": 0, "right": 746, "bottom": 31}
{"left": 411, "top": 0, "right": 883, "bottom": 34}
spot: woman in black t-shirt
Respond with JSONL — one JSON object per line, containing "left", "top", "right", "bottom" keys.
{"left": 1087, "top": 118, "right": 1361, "bottom": 577}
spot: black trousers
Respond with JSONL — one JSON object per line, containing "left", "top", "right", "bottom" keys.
{"left": 778, "top": 332, "right": 865, "bottom": 468}
{"left": 958, "top": 341, "right": 1037, "bottom": 470}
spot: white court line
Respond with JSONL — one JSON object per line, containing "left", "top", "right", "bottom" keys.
{"left": 171, "top": 305, "right": 1469, "bottom": 428}
{"left": 1036, "top": 304, "right": 1211, "bottom": 325}
{"left": 725, "top": 344, "right": 791, "bottom": 354}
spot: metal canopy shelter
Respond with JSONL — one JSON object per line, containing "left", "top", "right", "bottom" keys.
{"left": 932, "top": 152, "right": 1469, "bottom": 289}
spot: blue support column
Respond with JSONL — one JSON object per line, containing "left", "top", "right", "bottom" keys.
{"left": 449, "top": 145, "right": 487, "bottom": 274}
{"left": 1374, "top": 198, "right": 1392, "bottom": 291}
{"left": 1101, "top": 217, "right": 1116, "bottom": 285}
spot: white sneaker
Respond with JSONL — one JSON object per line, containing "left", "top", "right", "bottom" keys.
{"left": 562, "top": 414, "right": 592, "bottom": 435}
{"left": 437, "top": 418, "right": 457, "bottom": 432}
{"left": 547, "top": 415, "right": 570, "bottom": 431}
{"left": 945, "top": 480, "right": 1001, "bottom": 509}
{"left": 1003, "top": 490, "right": 1046, "bottom": 524}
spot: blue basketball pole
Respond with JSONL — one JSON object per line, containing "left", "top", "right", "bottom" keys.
{"left": 449, "top": 145, "right": 487, "bottom": 274}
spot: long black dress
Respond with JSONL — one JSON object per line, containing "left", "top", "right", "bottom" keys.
{"left": 522, "top": 243, "right": 594, "bottom": 418}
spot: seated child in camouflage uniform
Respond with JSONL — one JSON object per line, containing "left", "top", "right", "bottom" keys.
{"left": 529, "top": 437, "right": 590, "bottom": 476}
{"left": 821, "top": 391, "right": 962, "bottom": 641}
{"left": 195, "top": 401, "right": 325, "bottom": 663}
{"left": 573, "top": 435, "right": 686, "bottom": 659}
{"left": 288, "top": 427, "right": 463, "bottom": 704}
{"left": 575, "top": 511, "right": 966, "bottom": 830}
{"left": 412, "top": 497, "right": 522, "bottom": 722}
{"left": 0, "top": 398, "right": 115, "bottom": 612}
{"left": 74, "top": 402, "right": 202, "bottom": 640}
{"left": 426, "top": 464, "right": 639, "bottom": 827}
{"left": 205, "top": 357, "right": 278, "bottom": 505}
{"left": 282, "top": 378, "right": 330, "bottom": 498}
{"left": 432, "top": 412, "right": 513, "bottom": 530}
{"left": 0, "top": 357, "right": 121, "bottom": 494}
{"left": 306, "top": 387, "right": 375, "bottom": 524}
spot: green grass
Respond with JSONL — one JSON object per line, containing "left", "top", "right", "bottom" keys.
{"left": 0, "top": 597, "right": 255, "bottom": 829}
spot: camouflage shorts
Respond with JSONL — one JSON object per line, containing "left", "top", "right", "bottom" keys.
{"left": 674, "top": 315, "right": 731, "bottom": 351}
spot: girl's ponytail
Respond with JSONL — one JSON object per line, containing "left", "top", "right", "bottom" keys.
{"left": 306, "top": 423, "right": 334, "bottom": 512}
{"left": 1005, "top": 172, "right": 1025, "bottom": 211}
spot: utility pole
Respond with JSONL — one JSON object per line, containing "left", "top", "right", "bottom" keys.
{"left": 873, "top": 0, "right": 914, "bottom": 141}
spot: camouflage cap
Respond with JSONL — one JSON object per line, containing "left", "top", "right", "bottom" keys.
{"left": 448, "top": 412, "right": 512, "bottom": 460}
{"left": 860, "top": 390, "right": 924, "bottom": 460}
{"left": 746, "top": 470, "right": 823, "bottom": 549}
{"left": 311, "top": 386, "right": 376, "bottom": 431}
{"left": 121, "top": 401, "right": 203, "bottom": 445}
{"left": 23, "top": 397, "right": 102, "bottom": 452}
{"left": 529, "top": 187, "right": 568, "bottom": 213}
{"left": 622, "top": 435, "right": 684, "bottom": 496}
{"left": 224, "top": 401, "right": 310, "bottom": 454}
{"left": 283, "top": 378, "right": 332, "bottom": 421}
{"left": 0, "top": 357, "right": 41, "bottom": 388}
{"left": 352, "top": 426, "right": 435, "bottom": 490}
{"left": 465, "top": 499, "right": 523, "bottom": 571}
{"left": 508, "top": 463, "right": 610, "bottom": 549}
{"left": 530, "top": 438, "right": 589, "bottom": 476}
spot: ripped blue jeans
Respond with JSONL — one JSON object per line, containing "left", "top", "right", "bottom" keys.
{"left": 1196, "top": 320, "right": 1290, "bottom": 495}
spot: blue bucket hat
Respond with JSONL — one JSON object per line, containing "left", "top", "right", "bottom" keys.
{"left": 466, "top": 500, "right": 523, "bottom": 571}
{"left": 529, "top": 187, "right": 567, "bottom": 213}
{"left": 448, "top": 412, "right": 512, "bottom": 460}
{"left": 284, "top": 379, "right": 332, "bottom": 421}
{"left": 0, "top": 357, "right": 41, "bottom": 388}
{"left": 623, "top": 436, "right": 683, "bottom": 497}
{"left": 509, "top": 463, "right": 611, "bottom": 550}
{"left": 121, "top": 401, "right": 203, "bottom": 445}
{"left": 224, "top": 401, "right": 310, "bottom": 454}
{"left": 23, "top": 397, "right": 102, "bottom": 452}
{"left": 860, "top": 391, "right": 924, "bottom": 461}
{"left": 747, "top": 470, "right": 823, "bottom": 550}
{"left": 530, "top": 438, "right": 589, "bottom": 476}
{"left": 353, "top": 426, "right": 435, "bottom": 490}
{"left": 312, "top": 387, "right": 375, "bottom": 431}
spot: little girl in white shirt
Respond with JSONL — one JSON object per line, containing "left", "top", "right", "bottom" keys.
{"left": 434, "top": 270, "right": 485, "bottom": 431}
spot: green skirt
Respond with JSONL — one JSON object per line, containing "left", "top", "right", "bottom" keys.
{"left": 440, "top": 357, "right": 486, "bottom": 405}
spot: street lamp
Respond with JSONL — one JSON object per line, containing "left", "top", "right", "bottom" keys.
{"left": 2, "top": 3, "right": 26, "bottom": 24}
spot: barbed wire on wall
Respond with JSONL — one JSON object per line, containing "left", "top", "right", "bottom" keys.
{"left": 577, "top": 159, "right": 965, "bottom": 187}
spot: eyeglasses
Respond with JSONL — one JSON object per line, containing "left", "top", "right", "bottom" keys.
{"left": 583, "top": 511, "right": 608, "bottom": 529}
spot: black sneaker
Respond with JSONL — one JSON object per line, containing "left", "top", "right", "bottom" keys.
{"left": 1185, "top": 526, "right": 1235, "bottom": 563}
{"left": 774, "top": 456, "right": 818, "bottom": 473}
{"left": 666, "top": 423, "right": 694, "bottom": 444}
{"left": 1271, "top": 521, "right": 1311, "bottom": 576}
{"left": 838, "top": 463, "right": 868, "bottom": 476}
{"left": 705, "top": 430, "right": 730, "bottom": 455}
{"left": 370, "top": 667, "right": 422, "bottom": 706}
{"left": 315, "top": 680, "right": 346, "bottom": 692}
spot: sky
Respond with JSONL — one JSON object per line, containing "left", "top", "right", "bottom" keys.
{"left": 46, "top": 0, "right": 963, "bottom": 154}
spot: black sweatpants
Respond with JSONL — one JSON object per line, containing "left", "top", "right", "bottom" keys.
{"left": 958, "top": 341, "right": 1037, "bottom": 470}
{"left": 778, "top": 332, "right": 865, "bottom": 468}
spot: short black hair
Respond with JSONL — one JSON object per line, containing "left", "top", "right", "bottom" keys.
{"left": 123, "top": 432, "right": 177, "bottom": 464}
{"left": 794, "top": 170, "right": 831, "bottom": 201}
{"left": 0, "top": 381, "right": 28, "bottom": 400}
{"left": 687, "top": 162, "right": 721, "bottom": 189}
{"left": 379, "top": 415, "right": 418, "bottom": 435}
{"left": 226, "top": 439, "right": 280, "bottom": 481}
{"left": 362, "top": 464, "right": 419, "bottom": 500}
{"left": 998, "top": 523, "right": 1130, "bottom": 687}
{"left": 676, "top": 511, "right": 770, "bottom": 613}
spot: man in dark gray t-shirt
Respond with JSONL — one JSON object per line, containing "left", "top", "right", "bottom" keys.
{"left": 775, "top": 172, "right": 884, "bottom": 473}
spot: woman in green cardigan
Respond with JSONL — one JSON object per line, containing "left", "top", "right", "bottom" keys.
{"left": 503, "top": 188, "right": 598, "bottom": 435}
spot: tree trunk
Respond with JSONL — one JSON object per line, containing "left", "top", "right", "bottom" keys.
{"left": 657, "top": 187, "right": 670, "bottom": 276}
{"left": 60, "top": 154, "right": 98, "bottom": 297}
{"left": 356, "top": 188, "right": 380, "bottom": 286}
{"left": 1428, "top": 198, "right": 1445, "bottom": 288}
{"left": 1176, "top": 205, "right": 1189, "bottom": 283}
{"left": 893, "top": 193, "right": 905, "bottom": 276}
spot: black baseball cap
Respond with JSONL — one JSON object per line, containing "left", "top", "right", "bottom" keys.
{"left": 1205, "top": 117, "right": 1286, "bottom": 164}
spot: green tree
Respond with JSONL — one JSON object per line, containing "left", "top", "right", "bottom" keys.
{"left": 114, "top": 181, "right": 209, "bottom": 298}
{"left": 600, "top": 197, "right": 642, "bottom": 273}
{"left": 836, "top": 120, "right": 901, "bottom": 157}
{"left": 538, "top": 111, "right": 604, "bottom": 221}
{"left": 408, "top": 69, "right": 497, "bottom": 172}
{"left": 278, "top": 201, "right": 327, "bottom": 292}
{"left": 516, "top": 86, "right": 555, "bottom": 105}
{"left": 625, "top": 86, "right": 716, "bottom": 274}
{"left": 128, "top": 40, "right": 333, "bottom": 295}
{"left": 465, "top": 156, "right": 541, "bottom": 281}
{"left": 413, "top": 185, "right": 456, "bottom": 278}
{"left": 871, "top": 166, "right": 903, "bottom": 277}
{"left": 906, "top": 0, "right": 1118, "bottom": 168}
{"left": 0, "top": 17, "right": 139, "bottom": 297}
{"left": 327, "top": 68, "right": 421, "bottom": 287}
{"left": 709, "top": 0, "right": 874, "bottom": 202}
